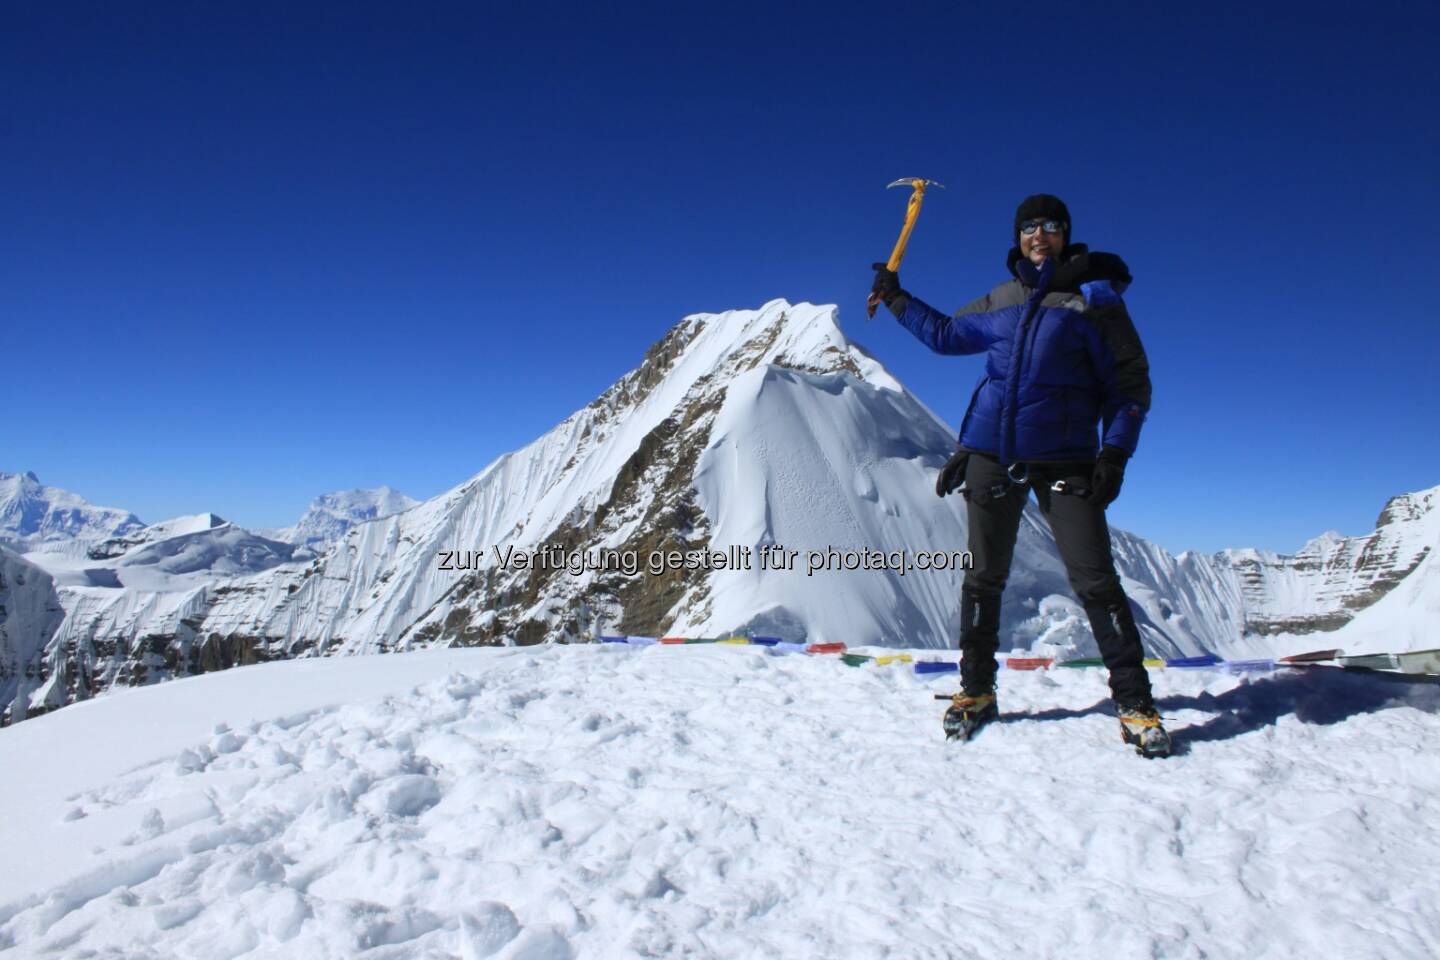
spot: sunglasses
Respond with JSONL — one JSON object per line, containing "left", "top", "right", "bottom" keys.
{"left": 1019, "top": 219, "right": 1066, "bottom": 237}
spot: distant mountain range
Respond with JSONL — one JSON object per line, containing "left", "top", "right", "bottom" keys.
{"left": 2, "top": 301, "right": 1433, "bottom": 725}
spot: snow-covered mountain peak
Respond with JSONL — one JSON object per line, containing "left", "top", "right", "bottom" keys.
{"left": 0, "top": 471, "right": 145, "bottom": 547}
{"left": 1375, "top": 484, "right": 1440, "bottom": 529}
{"left": 86, "top": 513, "right": 230, "bottom": 561}
{"left": 311, "top": 486, "right": 414, "bottom": 516}
{"left": 115, "top": 299, "right": 940, "bottom": 658}
{"left": 680, "top": 298, "right": 898, "bottom": 388}
{"left": 1291, "top": 530, "right": 1346, "bottom": 557}
{"left": 589, "top": 300, "right": 900, "bottom": 426}
{"left": 272, "top": 486, "right": 420, "bottom": 549}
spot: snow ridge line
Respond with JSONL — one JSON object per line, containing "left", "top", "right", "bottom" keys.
{"left": 595, "top": 636, "right": 1440, "bottom": 677}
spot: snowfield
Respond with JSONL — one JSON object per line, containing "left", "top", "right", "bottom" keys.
{"left": 2, "top": 645, "right": 1438, "bottom": 959}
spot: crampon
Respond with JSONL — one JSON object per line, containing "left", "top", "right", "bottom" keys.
{"left": 941, "top": 690, "right": 998, "bottom": 742}
{"left": 1118, "top": 705, "right": 1172, "bottom": 758}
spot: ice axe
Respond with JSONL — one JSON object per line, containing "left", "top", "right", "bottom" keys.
{"left": 867, "top": 177, "right": 944, "bottom": 319}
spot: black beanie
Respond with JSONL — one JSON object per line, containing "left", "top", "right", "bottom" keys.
{"left": 1014, "top": 194, "right": 1071, "bottom": 245}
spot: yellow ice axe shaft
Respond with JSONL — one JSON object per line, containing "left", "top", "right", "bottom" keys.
{"left": 868, "top": 177, "right": 944, "bottom": 319}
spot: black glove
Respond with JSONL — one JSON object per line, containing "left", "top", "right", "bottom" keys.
{"left": 870, "top": 262, "right": 903, "bottom": 306}
{"left": 1087, "top": 445, "right": 1129, "bottom": 508}
{"left": 936, "top": 449, "right": 970, "bottom": 498}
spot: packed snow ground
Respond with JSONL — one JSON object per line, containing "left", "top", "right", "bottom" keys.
{"left": 2, "top": 646, "right": 1438, "bottom": 959}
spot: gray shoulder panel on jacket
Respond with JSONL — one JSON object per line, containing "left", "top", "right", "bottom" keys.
{"left": 956, "top": 279, "right": 1025, "bottom": 317}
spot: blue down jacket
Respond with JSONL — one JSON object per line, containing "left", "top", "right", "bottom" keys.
{"left": 889, "top": 244, "right": 1151, "bottom": 464}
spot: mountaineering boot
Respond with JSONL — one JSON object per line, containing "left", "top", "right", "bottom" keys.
{"left": 1117, "top": 704, "right": 1172, "bottom": 759}
{"left": 943, "top": 690, "right": 999, "bottom": 742}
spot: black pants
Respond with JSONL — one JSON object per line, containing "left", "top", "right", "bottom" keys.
{"left": 959, "top": 453, "right": 1153, "bottom": 706}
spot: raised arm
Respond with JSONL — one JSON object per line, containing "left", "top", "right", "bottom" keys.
{"left": 885, "top": 288, "right": 1001, "bottom": 356}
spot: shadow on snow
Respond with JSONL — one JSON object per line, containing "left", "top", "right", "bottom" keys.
{"left": 1006, "top": 667, "right": 1440, "bottom": 756}
{"left": 1161, "top": 667, "right": 1440, "bottom": 749}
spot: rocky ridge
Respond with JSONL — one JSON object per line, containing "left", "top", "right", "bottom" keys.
{"left": 1217, "top": 487, "right": 1436, "bottom": 637}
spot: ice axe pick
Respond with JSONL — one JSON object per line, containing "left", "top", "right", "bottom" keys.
{"left": 867, "top": 177, "right": 944, "bottom": 319}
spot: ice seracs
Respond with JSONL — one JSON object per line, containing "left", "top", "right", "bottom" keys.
{"left": 0, "top": 547, "right": 65, "bottom": 724}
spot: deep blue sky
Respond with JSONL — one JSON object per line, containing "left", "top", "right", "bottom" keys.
{"left": 5, "top": 1, "right": 1438, "bottom": 555}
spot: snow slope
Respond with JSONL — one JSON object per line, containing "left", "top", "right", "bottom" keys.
{"left": 84, "top": 513, "right": 229, "bottom": 560}
{"left": 25, "top": 513, "right": 304, "bottom": 592}
{"left": 1, "top": 644, "right": 1437, "bottom": 958}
